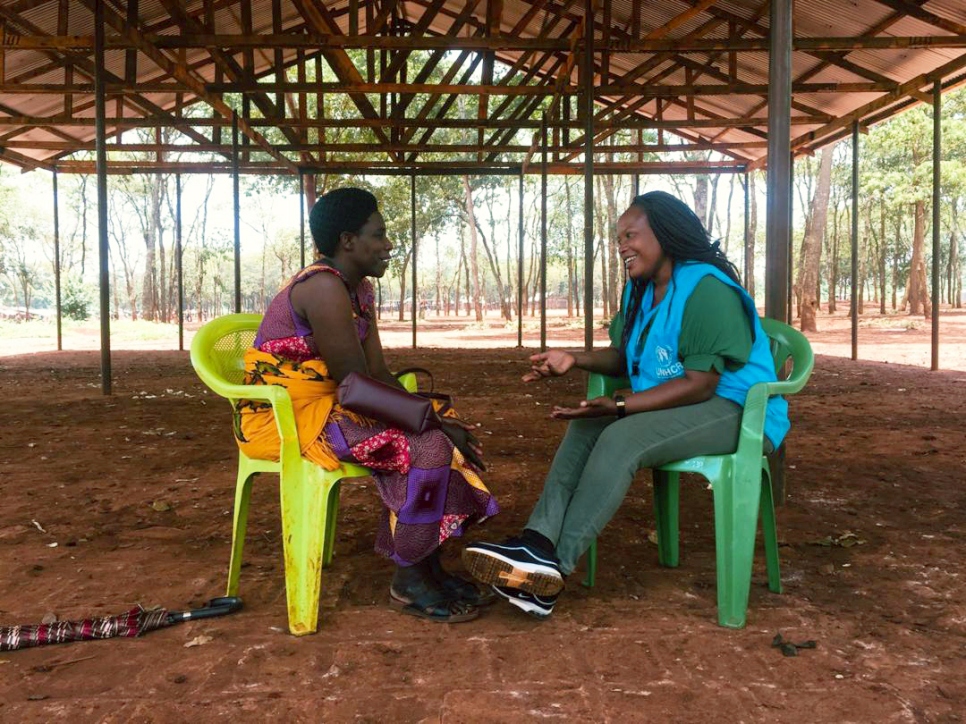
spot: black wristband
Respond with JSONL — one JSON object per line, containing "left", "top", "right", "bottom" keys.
{"left": 614, "top": 394, "right": 626, "bottom": 419}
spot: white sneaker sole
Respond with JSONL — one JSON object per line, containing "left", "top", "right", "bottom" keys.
{"left": 493, "top": 587, "right": 554, "bottom": 618}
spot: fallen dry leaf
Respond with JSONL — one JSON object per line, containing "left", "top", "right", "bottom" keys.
{"left": 184, "top": 634, "right": 213, "bottom": 648}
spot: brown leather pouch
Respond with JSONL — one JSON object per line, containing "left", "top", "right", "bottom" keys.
{"left": 337, "top": 372, "right": 442, "bottom": 434}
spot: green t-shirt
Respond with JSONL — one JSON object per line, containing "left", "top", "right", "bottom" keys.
{"left": 609, "top": 276, "right": 753, "bottom": 374}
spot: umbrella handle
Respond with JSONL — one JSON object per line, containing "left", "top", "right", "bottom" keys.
{"left": 166, "top": 596, "right": 243, "bottom": 624}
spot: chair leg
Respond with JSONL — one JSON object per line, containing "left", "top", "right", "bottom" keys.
{"left": 712, "top": 467, "right": 761, "bottom": 629}
{"left": 279, "top": 460, "right": 341, "bottom": 636}
{"left": 759, "top": 464, "right": 782, "bottom": 594}
{"left": 226, "top": 466, "right": 256, "bottom": 597}
{"left": 582, "top": 540, "right": 597, "bottom": 588}
{"left": 653, "top": 470, "right": 680, "bottom": 567}
{"left": 322, "top": 480, "right": 342, "bottom": 568}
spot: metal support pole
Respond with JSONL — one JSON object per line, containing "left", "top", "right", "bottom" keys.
{"left": 932, "top": 80, "right": 941, "bottom": 371}
{"left": 299, "top": 171, "right": 306, "bottom": 268}
{"left": 851, "top": 121, "right": 860, "bottom": 361}
{"left": 52, "top": 170, "right": 62, "bottom": 351}
{"left": 583, "top": 0, "right": 596, "bottom": 350}
{"left": 94, "top": 0, "right": 112, "bottom": 394}
{"left": 232, "top": 114, "right": 241, "bottom": 313}
{"left": 764, "top": 0, "right": 792, "bottom": 323}
{"left": 411, "top": 173, "right": 417, "bottom": 349}
{"left": 540, "top": 118, "right": 548, "bottom": 351}
{"left": 176, "top": 174, "right": 184, "bottom": 351}
{"left": 517, "top": 169, "right": 524, "bottom": 348}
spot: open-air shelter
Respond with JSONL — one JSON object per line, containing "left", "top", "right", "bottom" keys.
{"left": 1, "top": 0, "right": 965, "bottom": 391}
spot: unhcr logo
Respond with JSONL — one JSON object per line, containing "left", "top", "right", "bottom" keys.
{"left": 655, "top": 345, "right": 684, "bottom": 379}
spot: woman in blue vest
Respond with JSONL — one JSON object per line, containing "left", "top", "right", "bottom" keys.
{"left": 462, "top": 190, "right": 789, "bottom": 618}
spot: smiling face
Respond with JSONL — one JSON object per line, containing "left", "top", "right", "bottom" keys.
{"left": 342, "top": 210, "right": 393, "bottom": 278}
{"left": 617, "top": 205, "right": 673, "bottom": 285}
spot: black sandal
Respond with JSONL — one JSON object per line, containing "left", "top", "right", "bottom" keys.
{"left": 389, "top": 580, "right": 479, "bottom": 623}
{"left": 426, "top": 550, "right": 497, "bottom": 606}
{"left": 437, "top": 575, "right": 498, "bottom": 607}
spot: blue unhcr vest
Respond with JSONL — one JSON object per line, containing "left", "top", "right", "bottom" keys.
{"left": 621, "top": 261, "right": 790, "bottom": 448}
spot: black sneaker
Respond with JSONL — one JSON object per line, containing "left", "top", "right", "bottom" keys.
{"left": 462, "top": 537, "right": 564, "bottom": 596}
{"left": 493, "top": 585, "right": 558, "bottom": 619}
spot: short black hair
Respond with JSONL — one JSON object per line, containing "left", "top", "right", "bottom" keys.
{"left": 309, "top": 187, "right": 379, "bottom": 256}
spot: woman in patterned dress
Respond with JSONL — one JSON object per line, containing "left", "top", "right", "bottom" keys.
{"left": 236, "top": 187, "right": 499, "bottom": 623}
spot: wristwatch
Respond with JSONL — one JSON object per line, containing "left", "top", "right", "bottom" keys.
{"left": 614, "top": 394, "right": 627, "bottom": 419}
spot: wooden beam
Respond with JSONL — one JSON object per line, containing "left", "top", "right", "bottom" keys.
{"left": 0, "top": 113, "right": 824, "bottom": 130}
{"left": 72, "top": 0, "right": 297, "bottom": 173}
{"left": 290, "top": 0, "right": 398, "bottom": 159}
{"left": 790, "top": 51, "right": 966, "bottom": 153}
{"left": 871, "top": 0, "right": 966, "bottom": 36}
{"left": 50, "top": 159, "right": 745, "bottom": 175}
{"left": 9, "top": 32, "right": 966, "bottom": 52}
{"left": 0, "top": 4, "right": 225, "bottom": 164}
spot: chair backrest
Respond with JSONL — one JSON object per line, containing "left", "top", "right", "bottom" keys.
{"left": 190, "top": 313, "right": 263, "bottom": 400}
{"left": 759, "top": 317, "right": 815, "bottom": 396}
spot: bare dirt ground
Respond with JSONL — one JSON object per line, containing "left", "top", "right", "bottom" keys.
{"left": 1, "top": 308, "right": 965, "bottom": 723}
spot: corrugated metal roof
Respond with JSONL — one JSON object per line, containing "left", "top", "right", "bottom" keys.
{"left": 0, "top": 0, "right": 964, "bottom": 173}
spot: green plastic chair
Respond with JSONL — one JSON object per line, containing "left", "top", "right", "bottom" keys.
{"left": 582, "top": 317, "right": 814, "bottom": 628}
{"left": 190, "top": 313, "right": 416, "bottom": 636}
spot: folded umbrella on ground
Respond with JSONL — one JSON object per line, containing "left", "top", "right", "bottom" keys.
{"left": 0, "top": 596, "right": 242, "bottom": 652}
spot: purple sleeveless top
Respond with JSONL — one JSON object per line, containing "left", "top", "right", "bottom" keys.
{"left": 254, "top": 261, "right": 375, "bottom": 363}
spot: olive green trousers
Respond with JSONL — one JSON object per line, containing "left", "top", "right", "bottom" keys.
{"left": 526, "top": 395, "right": 746, "bottom": 575}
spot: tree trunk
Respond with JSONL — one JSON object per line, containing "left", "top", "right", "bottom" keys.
{"left": 397, "top": 247, "right": 411, "bottom": 322}
{"left": 452, "top": 246, "right": 464, "bottom": 317}
{"left": 951, "top": 201, "right": 961, "bottom": 309}
{"left": 602, "top": 174, "right": 620, "bottom": 318}
{"left": 693, "top": 174, "right": 709, "bottom": 230}
{"left": 707, "top": 174, "right": 720, "bottom": 237}
{"left": 744, "top": 172, "right": 757, "bottom": 298}
{"left": 594, "top": 178, "right": 609, "bottom": 318}
{"left": 434, "top": 233, "right": 442, "bottom": 315}
{"left": 462, "top": 176, "right": 484, "bottom": 321}
{"left": 905, "top": 199, "right": 931, "bottom": 317}
{"left": 799, "top": 145, "right": 834, "bottom": 332}
{"left": 463, "top": 246, "right": 472, "bottom": 317}
{"left": 827, "top": 201, "right": 839, "bottom": 314}
{"left": 564, "top": 178, "right": 575, "bottom": 317}
{"left": 154, "top": 175, "right": 168, "bottom": 322}
{"left": 722, "top": 173, "right": 735, "bottom": 255}
{"left": 878, "top": 197, "right": 887, "bottom": 314}
{"left": 892, "top": 222, "right": 900, "bottom": 312}
{"left": 475, "top": 219, "right": 512, "bottom": 320}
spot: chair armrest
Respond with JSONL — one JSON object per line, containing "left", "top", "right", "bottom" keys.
{"left": 221, "top": 381, "right": 300, "bottom": 452}
{"left": 233, "top": 371, "right": 417, "bottom": 453}
{"left": 586, "top": 372, "right": 631, "bottom": 398}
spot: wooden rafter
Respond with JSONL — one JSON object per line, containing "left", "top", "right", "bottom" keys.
{"left": 290, "top": 0, "right": 399, "bottom": 162}
{"left": 73, "top": 0, "right": 298, "bottom": 173}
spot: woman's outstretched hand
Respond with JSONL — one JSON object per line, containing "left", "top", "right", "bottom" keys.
{"left": 441, "top": 418, "right": 486, "bottom": 471}
{"left": 522, "top": 350, "right": 577, "bottom": 382}
{"left": 549, "top": 395, "right": 618, "bottom": 420}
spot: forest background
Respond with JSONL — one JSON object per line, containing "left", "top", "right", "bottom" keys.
{"left": 0, "top": 52, "right": 964, "bottom": 342}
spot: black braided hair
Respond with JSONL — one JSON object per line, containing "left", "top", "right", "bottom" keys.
{"left": 309, "top": 187, "right": 379, "bottom": 256}
{"left": 619, "top": 190, "right": 742, "bottom": 358}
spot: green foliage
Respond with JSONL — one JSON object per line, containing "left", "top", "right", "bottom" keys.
{"left": 61, "top": 274, "right": 93, "bottom": 321}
